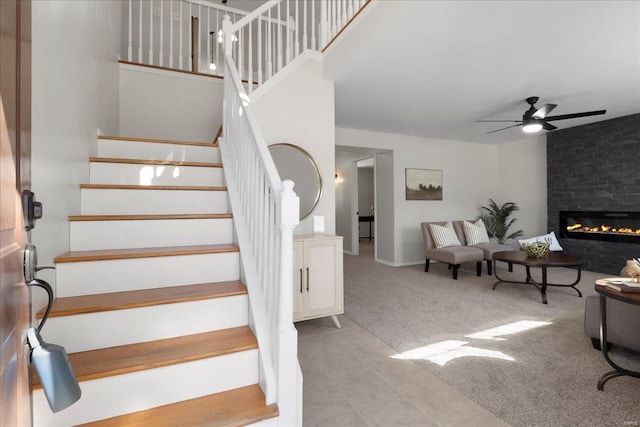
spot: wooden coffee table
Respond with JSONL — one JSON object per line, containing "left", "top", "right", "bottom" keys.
{"left": 492, "top": 251, "right": 583, "bottom": 304}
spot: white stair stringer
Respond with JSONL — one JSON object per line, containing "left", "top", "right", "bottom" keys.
{"left": 56, "top": 251, "right": 240, "bottom": 297}
{"left": 98, "top": 138, "right": 221, "bottom": 163}
{"left": 70, "top": 217, "right": 233, "bottom": 251}
{"left": 90, "top": 161, "right": 224, "bottom": 186}
{"left": 80, "top": 188, "right": 229, "bottom": 215}
{"left": 43, "top": 295, "right": 248, "bottom": 353}
{"left": 33, "top": 349, "right": 259, "bottom": 427}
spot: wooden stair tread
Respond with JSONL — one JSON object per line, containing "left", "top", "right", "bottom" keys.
{"left": 89, "top": 157, "right": 222, "bottom": 168}
{"left": 54, "top": 244, "right": 238, "bottom": 263}
{"left": 33, "top": 327, "right": 257, "bottom": 388}
{"left": 77, "top": 384, "right": 278, "bottom": 427}
{"left": 98, "top": 135, "right": 218, "bottom": 147}
{"left": 36, "top": 281, "right": 246, "bottom": 319}
{"left": 68, "top": 213, "right": 232, "bottom": 221}
{"left": 80, "top": 184, "right": 226, "bottom": 191}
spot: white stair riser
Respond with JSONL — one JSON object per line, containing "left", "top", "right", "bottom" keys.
{"left": 80, "top": 188, "right": 229, "bottom": 215}
{"left": 70, "top": 218, "right": 234, "bottom": 251}
{"left": 98, "top": 139, "right": 220, "bottom": 163}
{"left": 56, "top": 252, "right": 240, "bottom": 297}
{"left": 44, "top": 296, "right": 248, "bottom": 353}
{"left": 33, "top": 349, "right": 258, "bottom": 427}
{"left": 89, "top": 162, "right": 224, "bottom": 186}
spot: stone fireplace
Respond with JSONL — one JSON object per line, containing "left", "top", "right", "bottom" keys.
{"left": 547, "top": 113, "right": 640, "bottom": 274}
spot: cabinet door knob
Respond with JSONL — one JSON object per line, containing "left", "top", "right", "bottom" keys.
{"left": 306, "top": 267, "right": 310, "bottom": 291}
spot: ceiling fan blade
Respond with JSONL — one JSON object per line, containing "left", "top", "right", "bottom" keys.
{"left": 542, "top": 121, "right": 557, "bottom": 131}
{"left": 532, "top": 103, "right": 557, "bottom": 119}
{"left": 545, "top": 110, "right": 606, "bottom": 122}
{"left": 486, "top": 123, "right": 522, "bottom": 134}
{"left": 475, "top": 120, "right": 521, "bottom": 123}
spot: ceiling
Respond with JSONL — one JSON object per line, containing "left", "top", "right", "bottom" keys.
{"left": 324, "top": 0, "right": 640, "bottom": 144}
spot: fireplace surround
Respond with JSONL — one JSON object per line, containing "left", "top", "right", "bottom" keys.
{"left": 547, "top": 113, "right": 640, "bottom": 274}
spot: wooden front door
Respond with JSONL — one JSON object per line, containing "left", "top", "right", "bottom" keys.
{"left": 1, "top": 0, "right": 33, "bottom": 425}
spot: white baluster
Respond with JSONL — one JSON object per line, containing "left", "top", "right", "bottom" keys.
{"left": 128, "top": 0, "right": 132, "bottom": 61}
{"left": 179, "top": 0, "right": 183, "bottom": 69}
{"left": 239, "top": 26, "right": 243, "bottom": 83}
{"left": 149, "top": 0, "right": 154, "bottom": 64}
{"left": 285, "top": 0, "right": 290, "bottom": 64}
{"left": 138, "top": 0, "right": 143, "bottom": 61}
{"left": 258, "top": 15, "right": 263, "bottom": 86}
{"left": 215, "top": 9, "right": 219, "bottom": 74}
{"left": 295, "top": 0, "right": 299, "bottom": 56}
{"left": 348, "top": 0, "right": 354, "bottom": 20}
{"left": 267, "top": 8, "right": 272, "bottom": 79}
{"left": 206, "top": 6, "right": 210, "bottom": 72}
{"left": 187, "top": 3, "right": 191, "bottom": 71}
{"left": 319, "top": 0, "right": 326, "bottom": 48}
{"left": 159, "top": 0, "right": 164, "bottom": 66}
{"left": 248, "top": 22, "right": 253, "bottom": 94}
{"left": 223, "top": 14, "right": 232, "bottom": 56}
{"left": 341, "top": 0, "right": 346, "bottom": 28}
{"left": 169, "top": 0, "right": 173, "bottom": 68}
{"left": 332, "top": 0, "right": 337, "bottom": 40}
{"left": 303, "top": 0, "right": 307, "bottom": 51}
{"left": 232, "top": 13, "right": 236, "bottom": 65}
{"left": 277, "top": 2, "right": 282, "bottom": 72}
{"left": 198, "top": 4, "right": 201, "bottom": 72}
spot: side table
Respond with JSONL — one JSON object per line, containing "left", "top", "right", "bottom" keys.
{"left": 594, "top": 283, "right": 640, "bottom": 390}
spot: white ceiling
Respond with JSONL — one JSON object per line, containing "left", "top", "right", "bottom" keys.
{"left": 324, "top": 0, "right": 640, "bottom": 144}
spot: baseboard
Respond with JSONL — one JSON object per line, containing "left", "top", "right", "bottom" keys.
{"left": 343, "top": 250, "right": 357, "bottom": 256}
{"left": 375, "top": 258, "right": 423, "bottom": 267}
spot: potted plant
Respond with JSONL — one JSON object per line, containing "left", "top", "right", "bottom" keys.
{"left": 480, "top": 199, "right": 524, "bottom": 244}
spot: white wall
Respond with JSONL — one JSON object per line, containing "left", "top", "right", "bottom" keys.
{"left": 374, "top": 152, "right": 395, "bottom": 264}
{"left": 335, "top": 151, "right": 360, "bottom": 254}
{"left": 336, "top": 127, "right": 549, "bottom": 265}
{"left": 251, "top": 53, "right": 336, "bottom": 235}
{"left": 119, "top": 64, "right": 223, "bottom": 142}
{"left": 495, "top": 134, "right": 548, "bottom": 240}
{"left": 336, "top": 127, "right": 498, "bottom": 265}
{"left": 31, "top": 0, "right": 121, "bottom": 299}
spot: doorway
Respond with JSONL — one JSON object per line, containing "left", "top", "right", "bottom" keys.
{"left": 357, "top": 158, "right": 375, "bottom": 258}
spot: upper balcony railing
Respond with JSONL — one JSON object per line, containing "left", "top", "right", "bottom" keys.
{"left": 124, "top": 0, "right": 370, "bottom": 91}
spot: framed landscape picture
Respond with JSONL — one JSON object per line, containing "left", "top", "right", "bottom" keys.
{"left": 405, "top": 168, "right": 442, "bottom": 200}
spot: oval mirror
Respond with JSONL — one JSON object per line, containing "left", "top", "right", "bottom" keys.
{"left": 269, "top": 143, "right": 322, "bottom": 220}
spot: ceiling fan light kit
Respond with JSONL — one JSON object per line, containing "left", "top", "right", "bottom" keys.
{"left": 522, "top": 119, "right": 543, "bottom": 133}
{"left": 477, "top": 96, "right": 606, "bottom": 135}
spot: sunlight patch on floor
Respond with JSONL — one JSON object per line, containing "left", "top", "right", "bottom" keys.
{"left": 465, "top": 320, "right": 552, "bottom": 341}
{"left": 391, "top": 320, "right": 553, "bottom": 366}
{"left": 392, "top": 340, "right": 515, "bottom": 366}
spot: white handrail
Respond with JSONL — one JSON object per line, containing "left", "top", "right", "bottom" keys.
{"left": 224, "top": 0, "right": 370, "bottom": 94}
{"left": 219, "top": 52, "right": 299, "bottom": 410}
{"left": 217, "top": 1, "right": 369, "bottom": 424}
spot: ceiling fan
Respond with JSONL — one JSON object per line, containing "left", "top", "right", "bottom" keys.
{"left": 477, "top": 97, "right": 606, "bottom": 134}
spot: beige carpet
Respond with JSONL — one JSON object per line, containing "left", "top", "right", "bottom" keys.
{"left": 344, "top": 241, "right": 640, "bottom": 427}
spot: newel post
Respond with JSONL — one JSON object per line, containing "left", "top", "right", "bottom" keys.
{"left": 277, "top": 180, "right": 299, "bottom": 333}
{"left": 222, "top": 15, "right": 233, "bottom": 56}
{"left": 276, "top": 180, "right": 300, "bottom": 426}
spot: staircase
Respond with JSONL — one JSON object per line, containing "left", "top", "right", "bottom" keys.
{"left": 32, "top": 135, "right": 279, "bottom": 426}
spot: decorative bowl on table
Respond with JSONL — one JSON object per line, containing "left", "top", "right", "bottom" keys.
{"left": 522, "top": 242, "right": 550, "bottom": 258}
{"left": 626, "top": 258, "right": 640, "bottom": 282}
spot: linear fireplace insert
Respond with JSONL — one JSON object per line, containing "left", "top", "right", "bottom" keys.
{"left": 559, "top": 211, "right": 640, "bottom": 243}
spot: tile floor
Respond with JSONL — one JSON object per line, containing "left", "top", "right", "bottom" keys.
{"left": 297, "top": 315, "right": 511, "bottom": 427}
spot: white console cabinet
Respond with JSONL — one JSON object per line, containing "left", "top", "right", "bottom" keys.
{"left": 293, "top": 234, "right": 343, "bottom": 327}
